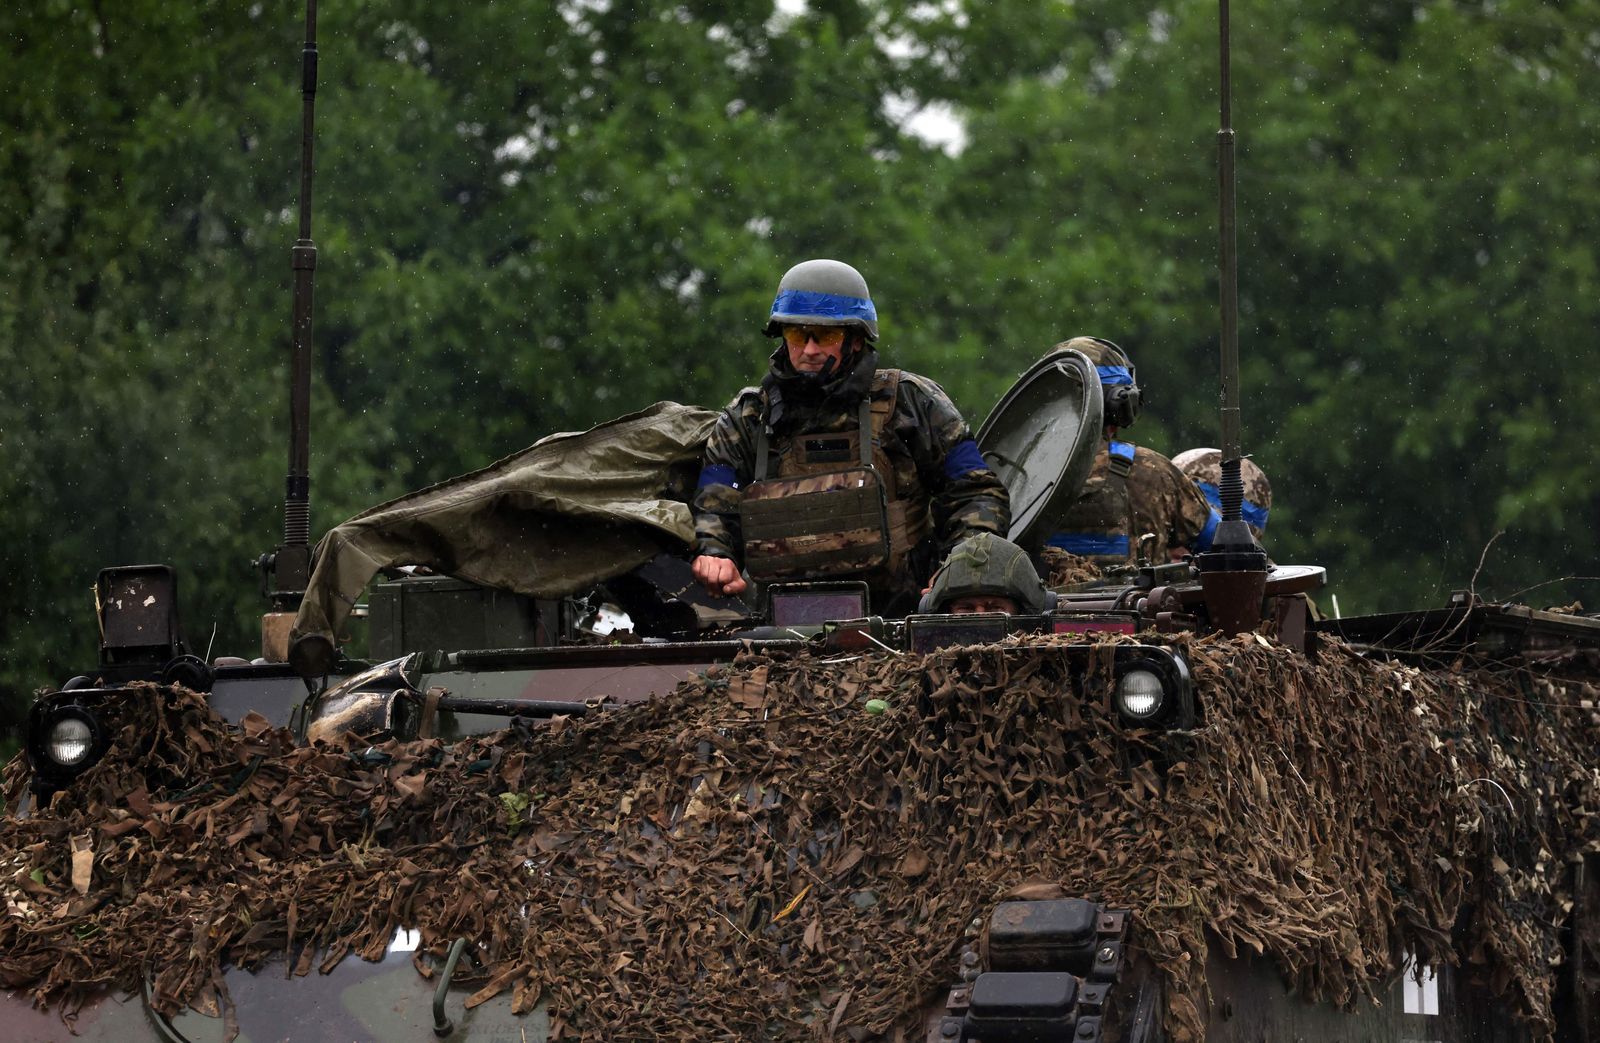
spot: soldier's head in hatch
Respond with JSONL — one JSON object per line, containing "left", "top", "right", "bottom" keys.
{"left": 948, "top": 593, "right": 1020, "bottom": 614}
{"left": 920, "top": 533, "right": 1051, "bottom": 615}
{"left": 1173, "top": 448, "right": 1272, "bottom": 541}
{"left": 765, "top": 259, "right": 878, "bottom": 379}
{"left": 1055, "top": 336, "right": 1142, "bottom": 437}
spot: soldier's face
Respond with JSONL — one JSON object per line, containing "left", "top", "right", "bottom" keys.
{"left": 782, "top": 325, "right": 849, "bottom": 374}
{"left": 948, "top": 595, "right": 1018, "bottom": 615}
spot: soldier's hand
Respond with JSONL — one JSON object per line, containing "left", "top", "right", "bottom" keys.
{"left": 692, "top": 554, "right": 748, "bottom": 597}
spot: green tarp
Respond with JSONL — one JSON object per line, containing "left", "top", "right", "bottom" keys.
{"left": 291, "top": 401, "right": 720, "bottom": 646}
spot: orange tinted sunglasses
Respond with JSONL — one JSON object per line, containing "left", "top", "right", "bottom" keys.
{"left": 780, "top": 325, "right": 847, "bottom": 350}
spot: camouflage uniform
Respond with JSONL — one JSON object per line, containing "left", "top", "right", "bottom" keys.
{"left": 1172, "top": 447, "right": 1272, "bottom": 541}
{"left": 1037, "top": 336, "right": 1216, "bottom": 568}
{"left": 694, "top": 347, "right": 1009, "bottom": 612}
{"left": 1044, "top": 440, "right": 1218, "bottom": 567}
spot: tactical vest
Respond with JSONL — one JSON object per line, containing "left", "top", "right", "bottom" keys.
{"left": 1044, "top": 440, "right": 1137, "bottom": 566}
{"left": 739, "top": 369, "right": 930, "bottom": 584}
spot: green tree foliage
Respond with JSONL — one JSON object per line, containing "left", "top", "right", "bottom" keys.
{"left": 902, "top": 0, "right": 1600, "bottom": 610}
{"left": 2, "top": 0, "right": 1596, "bottom": 739}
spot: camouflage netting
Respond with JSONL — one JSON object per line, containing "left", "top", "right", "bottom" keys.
{"left": 4, "top": 633, "right": 1600, "bottom": 1041}
{"left": 1040, "top": 547, "right": 1105, "bottom": 587}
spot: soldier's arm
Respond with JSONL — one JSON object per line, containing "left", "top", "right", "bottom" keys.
{"left": 1168, "top": 462, "right": 1218, "bottom": 554}
{"left": 898, "top": 374, "right": 1012, "bottom": 557}
{"left": 691, "top": 391, "right": 762, "bottom": 563}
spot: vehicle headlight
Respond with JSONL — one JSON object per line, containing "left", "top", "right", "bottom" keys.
{"left": 1114, "top": 669, "right": 1167, "bottom": 721}
{"left": 46, "top": 716, "right": 95, "bottom": 767}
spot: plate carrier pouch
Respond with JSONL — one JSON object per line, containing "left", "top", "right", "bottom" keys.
{"left": 1047, "top": 441, "right": 1138, "bottom": 566}
{"left": 739, "top": 369, "right": 927, "bottom": 582}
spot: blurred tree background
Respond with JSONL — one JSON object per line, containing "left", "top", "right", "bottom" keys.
{"left": 2, "top": 0, "right": 1597, "bottom": 743}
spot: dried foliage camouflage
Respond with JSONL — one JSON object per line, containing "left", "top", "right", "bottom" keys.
{"left": 1040, "top": 547, "right": 1107, "bottom": 588}
{"left": 3, "top": 635, "right": 1599, "bottom": 1041}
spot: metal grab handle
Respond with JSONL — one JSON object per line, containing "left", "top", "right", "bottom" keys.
{"left": 432, "top": 936, "right": 471, "bottom": 1038}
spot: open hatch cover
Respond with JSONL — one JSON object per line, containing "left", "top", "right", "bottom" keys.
{"left": 976, "top": 347, "right": 1103, "bottom": 553}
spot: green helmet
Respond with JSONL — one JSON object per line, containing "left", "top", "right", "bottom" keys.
{"left": 764, "top": 259, "right": 880, "bottom": 343}
{"left": 921, "top": 533, "right": 1051, "bottom": 614}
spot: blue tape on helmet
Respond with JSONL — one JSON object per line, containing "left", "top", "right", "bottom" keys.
{"left": 1047, "top": 533, "right": 1130, "bottom": 558}
{"left": 1197, "top": 482, "right": 1270, "bottom": 531}
{"left": 697, "top": 464, "right": 737, "bottom": 490}
{"left": 1109, "top": 440, "right": 1136, "bottom": 462}
{"left": 771, "top": 289, "right": 877, "bottom": 324}
{"left": 1194, "top": 507, "right": 1220, "bottom": 552}
{"left": 1097, "top": 365, "right": 1134, "bottom": 386}
{"left": 943, "top": 438, "right": 989, "bottom": 480}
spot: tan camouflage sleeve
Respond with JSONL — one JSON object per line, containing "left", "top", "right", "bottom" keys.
{"left": 1171, "top": 466, "right": 1215, "bottom": 551}
{"left": 692, "top": 391, "right": 763, "bottom": 562}
{"left": 1131, "top": 453, "right": 1216, "bottom": 554}
{"left": 895, "top": 374, "right": 1012, "bottom": 557}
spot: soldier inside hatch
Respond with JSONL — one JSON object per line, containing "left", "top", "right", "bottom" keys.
{"left": 690, "top": 259, "right": 1010, "bottom": 616}
{"left": 1173, "top": 446, "right": 1272, "bottom": 546}
{"left": 918, "top": 533, "right": 1052, "bottom": 615}
{"left": 1042, "top": 337, "right": 1219, "bottom": 568}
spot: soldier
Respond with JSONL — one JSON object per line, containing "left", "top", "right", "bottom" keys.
{"left": 691, "top": 259, "right": 1010, "bottom": 615}
{"left": 1172, "top": 447, "right": 1272, "bottom": 543}
{"left": 918, "top": 533, "right": 1051, "bottom": 615}
{"left": 1042, "top": 337, "right": 1218, "bottom": 567}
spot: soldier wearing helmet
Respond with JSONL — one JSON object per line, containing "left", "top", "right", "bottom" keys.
{"left": 918, "top": 533, "right": 1051, "bottom": 615}
{"left": 1042, "top": 337, "right": 1218, "bottom": 567}
{"left": 691, "top": 259, "right": 1010, "bottom": 614}
{"left": 1172, "top": 448, "right": 1272, "bottom": 543}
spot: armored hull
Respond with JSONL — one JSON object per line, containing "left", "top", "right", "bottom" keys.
{"left": 7, "top": 579, "right": 1600, "bottom": 1043}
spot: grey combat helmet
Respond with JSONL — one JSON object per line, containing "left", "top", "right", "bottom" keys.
{"left": 764, "top": 259, "right": 880, "bottom": 343}
{"left": 921, "top": 533, "right": 1051, "bottom": 614}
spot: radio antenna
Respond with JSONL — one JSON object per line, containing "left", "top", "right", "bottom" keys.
{"left": 267, "top": 0, "right": 319, "bottom": 614}
{"left": 1197, "top": 0, "right": 1270, "bottom": 633}
{"left": 1217, "top": 0, "right": 1241, "bottom": 473}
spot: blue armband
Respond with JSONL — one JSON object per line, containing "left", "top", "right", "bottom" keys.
{"left": 1193, "top": 507, "right": 1220, "bottom": 552}
{"left": 1047, "top": 532, "right": 1130, "bottom": 558}
{"left": 697, "top": 464, "right": 738, "bottom": 490}
{"left": 943, "top": 438, "right": 990, "bottom": 480}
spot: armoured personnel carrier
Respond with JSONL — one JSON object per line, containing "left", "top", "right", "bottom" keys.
{"left": 6, "top": 4, "right": 1600, "bottom": 1043}
{"left": 11, "top": 436, "right": 1600, "bottom": 1043}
